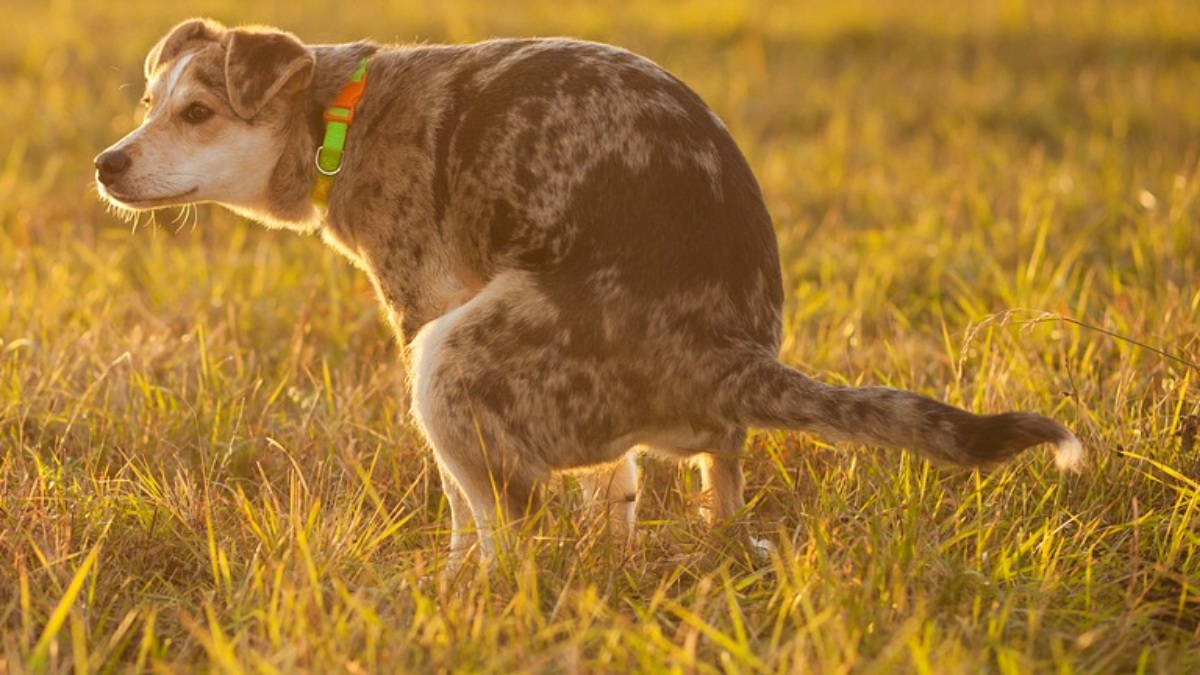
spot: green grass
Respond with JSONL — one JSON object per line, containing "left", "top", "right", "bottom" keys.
{"left": 3, "top": 0, "right": 1200, "bottom": 671}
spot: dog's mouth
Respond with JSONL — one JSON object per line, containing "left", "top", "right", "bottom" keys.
{"left": 101, "top": 186, "right": 199, "bottom": 210}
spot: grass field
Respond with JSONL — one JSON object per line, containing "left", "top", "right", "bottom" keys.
{"left": 3, "top": 0, "right": 1200, "bottom": 671}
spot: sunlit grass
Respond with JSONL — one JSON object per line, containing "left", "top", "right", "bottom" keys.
{"left": 2, "top": 0, "right": 1199, "bottom": 671}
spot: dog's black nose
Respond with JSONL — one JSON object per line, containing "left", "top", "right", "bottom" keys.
{"left": 94, "top": 150, "right": 131, "bottom": 185}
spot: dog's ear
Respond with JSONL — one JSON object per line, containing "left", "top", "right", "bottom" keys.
{"left": 145, "top": 18, "right": 224, "bottom": 80}
{"left": 223, "top": 28, "right": 315, "bottom": 119}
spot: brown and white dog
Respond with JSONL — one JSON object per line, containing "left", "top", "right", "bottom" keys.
{"left": 96, "top": 19, "right": 1083, "bottom": 560}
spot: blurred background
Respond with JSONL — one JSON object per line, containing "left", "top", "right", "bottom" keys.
{"left": 2, "top": 1, "right": 1199, "bottom": 670}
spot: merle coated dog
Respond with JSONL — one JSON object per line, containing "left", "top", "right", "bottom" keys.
{"left": 95, "top": 19, "right": 1083, "bottom": 561}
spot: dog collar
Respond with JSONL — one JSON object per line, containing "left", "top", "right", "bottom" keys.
{"left": 312, "top": 57, "right": 369, "bottom": 208}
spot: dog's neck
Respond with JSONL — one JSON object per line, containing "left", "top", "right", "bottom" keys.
{"left": 249, "top": 41, "right": 382, "bottom": 234}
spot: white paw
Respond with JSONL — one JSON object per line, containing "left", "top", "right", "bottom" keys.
{"left": 749, "top": 535, "right": 776, "bottom": 558}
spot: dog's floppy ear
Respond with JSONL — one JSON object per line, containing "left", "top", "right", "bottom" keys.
{"left": 223, "top": 28, "right": 315, "bottom": 119}
{"left": 145, "top": 18, "right": 224, "bottom": 80}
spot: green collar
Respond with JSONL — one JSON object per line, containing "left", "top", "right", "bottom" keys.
{"left": 312, "top": 58, "right": 369, "bottom": 208}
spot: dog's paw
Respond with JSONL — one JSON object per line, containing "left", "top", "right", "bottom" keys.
{"left": 748, "top": 535, "right": 776, "bottom": 559}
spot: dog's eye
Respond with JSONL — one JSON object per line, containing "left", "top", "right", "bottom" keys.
{"left": 182, "top": 103, "right": 213, "bottom": 124}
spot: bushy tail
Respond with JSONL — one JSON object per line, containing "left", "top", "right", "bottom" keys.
{"left": 725, "top": 360, "right": 1083, "bottom": 471}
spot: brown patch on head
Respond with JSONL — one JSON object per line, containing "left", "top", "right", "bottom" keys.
{"left": 221, "top": 28, "right": 314, "bottom": 119}
{"left": 178, "top": 46, "right": 229, "bottom": 102}
{"left": 144, "top": 18, "right": 224, "bottom": 80}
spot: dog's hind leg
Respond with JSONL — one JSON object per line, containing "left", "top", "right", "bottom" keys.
{"left": 409, "top": 284, "right": 550, "bottom": 562}
{"left": 423, "top": 420, "right": 546, "bottom": 560}
{"left": 579, "top": 452, "right": 639, "bottom": 539}
{"left": 695, "top": 428, "right": 776, "bottom": 556}
{"left": 694, "top": 429, "right": 748, "bottom": 525}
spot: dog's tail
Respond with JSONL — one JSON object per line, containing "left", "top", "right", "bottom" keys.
{"left": 724, "top": 359, "right": 1083, "bottom": 471}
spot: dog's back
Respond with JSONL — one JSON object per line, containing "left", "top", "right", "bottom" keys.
{"left": 325, "top": 39, "right": 784, "bottom": 351}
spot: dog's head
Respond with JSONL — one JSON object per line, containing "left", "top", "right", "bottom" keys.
{"left": 95, "top": 19, "right": 313, "bottom": 217}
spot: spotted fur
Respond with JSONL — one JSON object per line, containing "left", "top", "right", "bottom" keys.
{"left": 96, "top": 19, "right": 1084, "bottom": 561}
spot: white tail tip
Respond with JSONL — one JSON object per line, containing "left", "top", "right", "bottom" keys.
{"left": 1053, "top": 433, "right": 1085, "bottom": 472}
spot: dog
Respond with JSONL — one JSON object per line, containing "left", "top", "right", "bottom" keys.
{"left": 96, "top": 19, "right": 1083, "bottom": 560}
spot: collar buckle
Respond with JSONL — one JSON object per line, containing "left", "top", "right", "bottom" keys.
{"left": 324, "top": 105, "right": 357, "bottom": 125}
{"left": 314, "top": 146, "right": 342, "bottom": 176}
